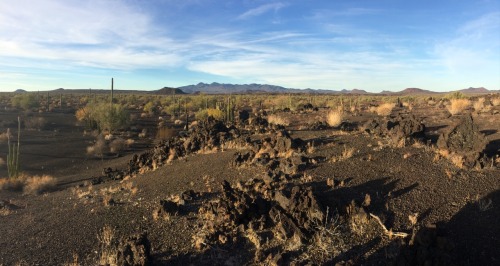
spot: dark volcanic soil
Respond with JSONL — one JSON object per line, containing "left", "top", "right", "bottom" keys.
{"left": 0, "top": 100, "right": 499, "bottom": 265}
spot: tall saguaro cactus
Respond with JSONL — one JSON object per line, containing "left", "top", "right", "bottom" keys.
{"left": 7, "top": 117, "right": 21, "bottom": 178}
{"left": 111, "top": 78, "right": 114, "bottom": 107}
{"left": 226, "top": 97, "right": 234, "bottom": 123}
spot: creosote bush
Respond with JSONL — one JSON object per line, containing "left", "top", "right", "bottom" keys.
{"left": 195, "top": 108, "right": 225, "bottom": 120}
{"left": 76, "top": 103, "right": 129, "bottom": 132}
{"left": 11, "top": 94, "right": 39, "bottom": 110}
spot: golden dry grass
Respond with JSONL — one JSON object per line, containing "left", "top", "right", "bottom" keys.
{"left": 326, "top": 109, "right": 343, "bottom": 127}
{"left": 447, "top": 98, "right": 470, "bottom": 115}
{"left": 97, "top": 225, "right": 118, "bottom": 266}
{"left": 0, "top": 174, "right": 57, "bottom": 195}
{"left": 267, "top": 114, "right": 290, "bottom": 126}
{"left": 491, "top": 97, "right": 500, "bottom": 106}
{"left": 0, "top": 178, "right": 24, "bottom": 191}
{"left": 473, "top": 98, "right": 485, "bottom": 112}
{"left": 375, "top": 103, "right": 394, "bottom": 116}
{"left": 23, "top": 175, "right": 57, "bottom": 195}
{"left": 330, "top": 146, "right": 355, "bottom": 162}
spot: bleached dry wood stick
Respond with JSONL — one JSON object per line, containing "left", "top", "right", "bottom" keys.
{"left": 369, "top": 213, "right": 409, "bottom": 238}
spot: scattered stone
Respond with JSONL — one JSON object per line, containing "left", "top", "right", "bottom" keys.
{"left": 437, "top": 115, "right": 487, "bottom": 154}
{"left": 437, "top": 115, "right": 488, "bottom": 168}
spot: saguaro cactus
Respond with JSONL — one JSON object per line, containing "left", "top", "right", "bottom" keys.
{"left": 7, "top": 117, "right": 21, "bottom": 178}
{"left": 111, "top": 78, "right": 114, "bottom": 106}
{"left": 226, "top": 97, "right": 234, "bottom": 123}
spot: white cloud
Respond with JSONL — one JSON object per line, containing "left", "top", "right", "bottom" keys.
{"left": 435, "top": 12, "right": 500, "bottom": 77}
{"left": 0, "top": 0, "right": 182, "bottom": 69}
{"left": 237, "top": 2, "right": 287, "bottom": 20}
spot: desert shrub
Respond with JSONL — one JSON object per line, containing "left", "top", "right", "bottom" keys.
{"left": 11, "top": 94, "right": 39, "bottom": 110}
{"left": 76, "top": 106, "right": 98, "bottom": 129}
{"left": 375, "top": 103, "right": 394, "bottom": 116}
{"left": 109, "top": 138, "right": 126, "bottom": 154}
{"left": 326, "top": 109, "right": 343, "bottom": 127}
{"left": 447, "top": 98, "right": 470, "bottom": 115}
{"left": 195, "top": 108, "right": 225, "bottom": 120}
{"left": 87, "top": 136, "right": 107, "bottom": 157}
{"left": 0, "top": 174, "right": 56, "bottom": 194}
{"left": 126, "top": 138, "right": 135, "bottom": 146}
{"left": 267, "top": 114, "right": 290, "bottom": 126}
{"left": 492, "top": 97, "right": 500, "bottom": 106}
{"left": 23, "top": 175, "right": 57, "bottom": 195}
{"left": 94, "top": 103, "right": 129, "bottom": 131}
{"left": 156, "top": 127, "right": 177, "bottom": 141}
{"left": 143, "top": 101, "right": 156, "bottom": 115}
{"left": 446, "top": 91, "right": 466, "bottom": 99}
{"left": 77, "top": 103, "right": 129, "bottom": 132}
{"left": 97, "top": 225, "right": 118, "bottom": 265}
{"left": 24, "top": 117, "right": 47, "bottom": 130}
{"left": 0, "top": 177, "right": 24, "bottom": 191}
{"left": 473, "top": 98, "right": 485, "bottom": 112}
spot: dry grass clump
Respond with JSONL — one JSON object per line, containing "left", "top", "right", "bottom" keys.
{"left": 0, "top": 174, "right": 57, "bottom": 194}
{"left": 109, "top": 138, "right": 126, "bottom": 154}
{"left": 267, "top": 114, "right": 290, "bottom": 126}
{"left": 434, "top": 149, "right": 464, "bottom": 169}
{"left": 330, "top": 146, "right": 355, "bottom": 162}
{"left": 97, "top": 225, "right": 118, "bottom": 265}
{"left": 447, "top": 98, "right": 470, "bottom": 115}
{"left": 326, "top": 109, "right": 343, "bottom": 127}
{"left": 0, "top": 177, "right": 24, "bottom": 191}
{"left": 375, "top": 103, "right": 394, "bottom": 116}
{"left": 87, "top": 136, "right": 107, "bottom": 157}
{"left": 492, "top": 97, "right": 500, "bottom": 106}
{"left": 24, "top": 117, "right": 47, "bottom": 130}
{"left": 0, "top": 131, "right": 12, "bottom": 143}
{"left": 138, "top": 128, "right": 148, "bottom": 138}
{"left": 473, "top": 98, "right": 485, "bottom": 112}
{"left": 24, "top": 175, "right": 57, "bottom": 195}
{"left": 402, "top": 102, "right": 413, "bottom": 111}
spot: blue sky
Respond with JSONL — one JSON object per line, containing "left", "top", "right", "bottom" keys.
{"left": 0, "top": 0, "right": 499, "bottom": 92}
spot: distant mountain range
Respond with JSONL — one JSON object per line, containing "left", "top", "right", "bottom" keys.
{"left": 178, "top": 82, "right": 371, "bottom": 94}
{"left": 8, "top": 84, "right": 498, "bottom": 95}
{"left": 177, "top": 82, "right": 497, "bottom": 95}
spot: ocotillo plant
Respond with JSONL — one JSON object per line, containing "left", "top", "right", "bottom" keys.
{"left": 46, "top": 92, "right": 50, "bottom": 111}
{"left": 7, "top": 117, "right": 21, "bottom": 178}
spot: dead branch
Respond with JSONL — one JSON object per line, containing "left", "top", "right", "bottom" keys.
{"left": 369, "top": 213, "right": 409, "bottom": 238}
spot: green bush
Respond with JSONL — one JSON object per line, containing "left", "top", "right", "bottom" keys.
{"left": 195, "top": 108, "right": 225, "bottom": 120}
{"left": 76, "top": 103, "right": 129, "bottom": 132}
{"left": 11, "top": 94, "right": 39, "bottom": 110}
